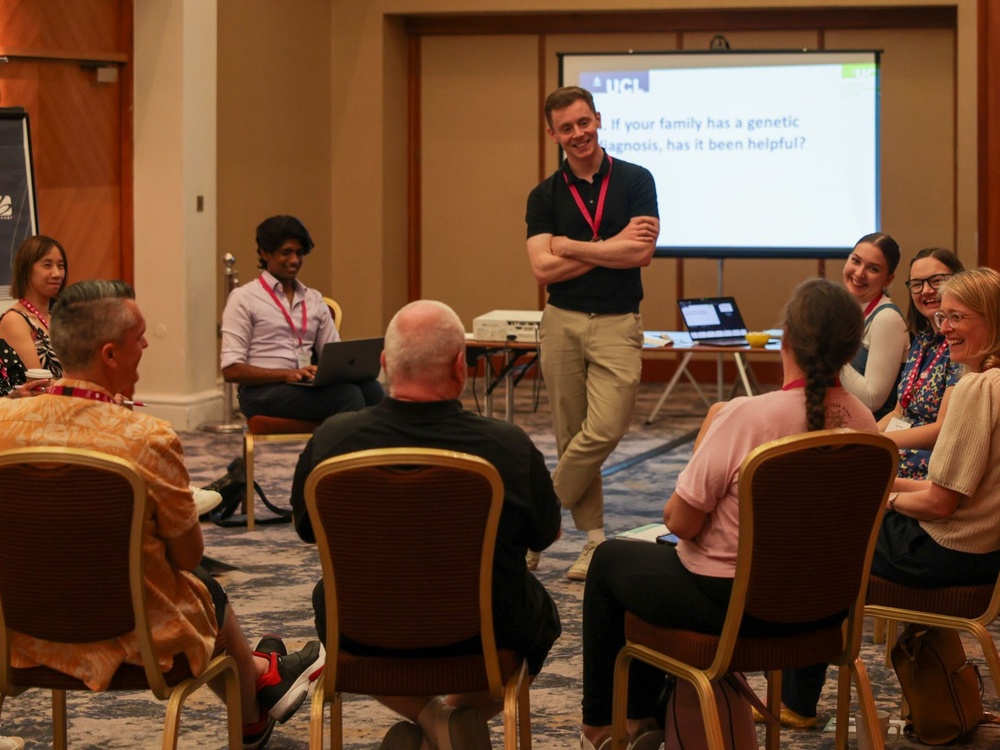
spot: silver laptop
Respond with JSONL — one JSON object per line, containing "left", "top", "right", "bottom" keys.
{"left": 677, "top": 297, "right": 749, "bottom": 346}
{"left": 296, "top": 337, "right": 384, "bottom": 386}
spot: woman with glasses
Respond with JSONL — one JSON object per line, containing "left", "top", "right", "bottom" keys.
{"left": 878, "top": 248, "right": 964, "bottom": 478}
{"left": 840, "top": 232, "right": 910, "bottom": 419}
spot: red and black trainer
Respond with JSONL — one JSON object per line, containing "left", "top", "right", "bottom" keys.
{"left": 255, "top": 640, "right": 325, "bottom": 723}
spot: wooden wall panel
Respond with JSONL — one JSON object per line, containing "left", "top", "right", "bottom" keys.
{"left": 0, "top": 0, "right": 131, "bottom": 288}
{"left": 0, "top": 0, "right": 123, "bottom": 55}
{"left": 983, "top": 0, "right": 1000, "bottom": 268}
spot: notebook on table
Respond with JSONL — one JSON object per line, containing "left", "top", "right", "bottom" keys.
{"left": 293, "top": 337, "right": 384, "bottom": 386}
{"left": 677, "top": 296, "right": 749, "bottom": 346}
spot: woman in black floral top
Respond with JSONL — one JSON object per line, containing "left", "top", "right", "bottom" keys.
{"left": 878, "top": 248, "right": 964, "bottom": 478}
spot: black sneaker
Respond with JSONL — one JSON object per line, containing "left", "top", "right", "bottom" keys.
{"left": 256, "top": 640, "right": 326, "bottom": 723}
{"left": 242, "top": 711, "right": 276, "bottom": 750}
{"left": 253, "top": 634, "right": 287, "bottom": 657}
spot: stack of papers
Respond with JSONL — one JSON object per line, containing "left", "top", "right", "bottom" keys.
{"left": 643, "top": 333, "right": 674, "bottom": 348}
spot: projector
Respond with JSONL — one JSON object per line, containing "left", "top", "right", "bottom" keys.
{"left": 472, "top": 309, "right": 543, "bottom": 343}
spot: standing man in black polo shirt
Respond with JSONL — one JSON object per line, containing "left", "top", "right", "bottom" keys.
{"left": 525, "top": 86, "right": 659, "bottom": 581}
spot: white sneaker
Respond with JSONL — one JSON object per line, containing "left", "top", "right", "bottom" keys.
{"left": 567, "top": 540, "right": 601, "bottom": 581}
{"left": 192, "top": 485, "right": 223, "bottom": 516}
{"left": 526, "top": 549, "right": 541, "bottom": 571}
{"left": 0, "top": 737, "right": 25, "bottom": 750}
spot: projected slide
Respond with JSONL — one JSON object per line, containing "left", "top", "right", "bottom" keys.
{"left": 560, "top": 51, "right": 880, "bottom": 258}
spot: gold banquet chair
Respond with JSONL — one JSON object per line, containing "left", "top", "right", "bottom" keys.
{"left": 240, "top": 296, "right": 343, "bottom": 530}
{"left": 305, "top": 448, "right": 532, "bottom": 750}
{"left": 866, "top": 572, "right": 1000, "bottom": 699}
{"left": 0, "top": 447, "right": 242, "bottom": 749}
{"left": 611, "top": 430, "right": 898, "bottom": 750}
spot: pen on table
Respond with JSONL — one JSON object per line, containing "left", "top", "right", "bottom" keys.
{"left": 121, "top": 399, "right": 146, "bottom": 407}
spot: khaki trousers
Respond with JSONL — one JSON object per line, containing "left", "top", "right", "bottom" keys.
{"left": 540, "top": 305, "right": 643, "bottom": 531}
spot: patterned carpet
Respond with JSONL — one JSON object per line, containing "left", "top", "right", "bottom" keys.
{"left": 2, "top": 382, "right": 1000, "bottom": 749}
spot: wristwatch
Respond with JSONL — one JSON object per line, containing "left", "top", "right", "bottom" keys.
{"left": 888, "top": 492, "right": 899, "bottom": 511}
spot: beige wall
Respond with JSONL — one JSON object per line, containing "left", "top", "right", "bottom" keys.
{"left": 216, "top": 0, "right": 332, "bottom": 322}
{"left": 133, "top": 0, "right": 221, "bottom": 428}
{"left": 215, "top": 0, "right": 977, "bottom": 342}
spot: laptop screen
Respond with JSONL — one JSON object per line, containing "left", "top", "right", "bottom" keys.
{"left": 677, "top": 297, "right": 748, "bottom": 341}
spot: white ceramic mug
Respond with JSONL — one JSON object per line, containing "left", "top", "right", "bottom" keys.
{"left": 856, "top": 709, "right": 901, "bottom": 750}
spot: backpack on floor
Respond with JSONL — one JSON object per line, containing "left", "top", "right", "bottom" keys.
{"left": 663, "top": 672, "right": 760, "bottom": 750}
{"left": 890, "top": 624, "right": 984, "bottom": 745}
{"left": 201, "top": 457, "right": 292, "bottom": 527}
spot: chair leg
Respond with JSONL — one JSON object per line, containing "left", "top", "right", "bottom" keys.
{"left": 849, "top": 658, "right": 884, "bottom": 750}
{"left": 518, "top": 675, "right": 532, "bottom": 750}
{"left": 873, "top": 617, "right": 885, "bottom": 644}
{"left": 243, "top": 432, "right": 255, "bottom": 531}
{"left": 882, "top": 619, "right": 897, "bottom": 669}
{"left": 503, "top": 660, "right": 531, "bottom": 750}
{"left": 504, "top": 671, "right": 519, "bottom": 750}
{"left": 162, "top": 690, "right": 183, "bottom": 750}
{"left": 611, "top": 651, "right": 632, "bottom": 750}
{"left": 764, "top": 670, "right": 781, "bottom": 750}
{"left": 310, "top": 681, "right": 327, "bottom": 750}
{"left": 969, "top": 621, "right": 1000, "bottom": 700}
{"left": 330, "top": 689, "right": 344, "bottom": 750}
{"left": 223, "top": 659, "right": 244, "bottom": 750}
{"left": 690, "top": 673, "right": 727, "bottom": 750}
{"left": 52, "top": 689, "right": 68, "bottom": 750}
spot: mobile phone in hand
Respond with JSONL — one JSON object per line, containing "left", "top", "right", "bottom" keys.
{"left": 656, "top": 532, "right": 679, "bottom": 545}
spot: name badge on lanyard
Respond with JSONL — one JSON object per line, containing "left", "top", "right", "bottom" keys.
{"left": 885, "top": 416, "right": 912, "bottom": 432}
{"left": 297, "top": 346, "right": 312, "bottom": 369}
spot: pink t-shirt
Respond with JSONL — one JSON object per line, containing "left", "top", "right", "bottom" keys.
{"left": 675, "top": 387, "right": 877, "bottom": 577}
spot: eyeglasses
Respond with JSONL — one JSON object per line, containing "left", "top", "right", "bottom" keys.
{"left": 933, "top": 310, "right": 977, "bottom": 329}
{"left": 905, "top": 274, "right": 952, "bottom": 293}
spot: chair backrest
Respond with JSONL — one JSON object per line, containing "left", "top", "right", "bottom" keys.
{"left": 710, "top": 429, "right": 898, "bottom": 673}
{"left": 323, "top": 296, "right": 342, "bottom": 332}
{"left": 0, "top": 447, "right": 164, "bottom": 695}
{"left": 304, "top": 448, "right": 505, "bottom": 694}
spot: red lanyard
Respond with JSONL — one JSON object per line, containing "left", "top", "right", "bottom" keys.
{"left": 862, "top": 296, "right": 882, "bottom": 319}
{"left": 258, "top": 276, "right": 306, "bottom": 347}
{"left": 898, "top": 339, "right": 948, "bottom": 410}
{"left": 46, "top": 385, "right": 115, "bottom": 404}
{"left": 562, "top": 155, "right": 613, "bottom": 240}
{"left": 782, "top": 377, "right": 841, "bottom": 391}
{"left": 18, "top": 298, "right": 48, "bottom": 329}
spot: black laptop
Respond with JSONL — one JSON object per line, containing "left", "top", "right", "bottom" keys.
{"left": 677, "top": 297, "right": 749, "bottom": 346}
{"left": 295, "top": 337, "right": 384, "bottom": 386}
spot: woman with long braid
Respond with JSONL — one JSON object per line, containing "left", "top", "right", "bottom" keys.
{"left": 578, "top": 278, "right": 876, "bottom": 750}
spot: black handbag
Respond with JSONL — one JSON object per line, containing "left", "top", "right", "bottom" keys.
{"left": 201, "top": 457, "right": 291, "bottom": 527}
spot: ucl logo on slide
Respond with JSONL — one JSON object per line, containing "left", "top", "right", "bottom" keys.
{"left": 581, "top": 72, "right": 649, "bottom": 94}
